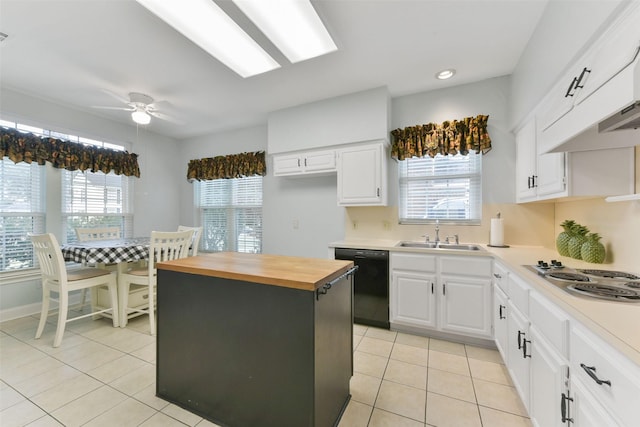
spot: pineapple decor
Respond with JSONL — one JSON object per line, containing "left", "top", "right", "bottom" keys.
{"left": 581, "top": 233, "right": 606, "bottom": 264}
{"left": 567, "top": 224, "right": 590, "bottom": 260}
{"left": 556, "top": 220, "right": 577, "bottom": 256}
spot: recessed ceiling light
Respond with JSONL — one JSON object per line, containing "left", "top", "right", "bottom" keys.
{"left": 135, "top": 0, "right": 280, "bottom": 78}
{"left": 233, "top": 0, "right": 337, "bottom": 63}
{"left": 436, "top": 69, "right": 456, "bottom": 80}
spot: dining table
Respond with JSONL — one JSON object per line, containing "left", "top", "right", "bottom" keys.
{"left": 61, "top": 237, "right": 151, "bottom": 327}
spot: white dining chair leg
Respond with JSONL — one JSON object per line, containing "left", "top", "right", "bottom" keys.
{"left": 35, "top": 284, "right": 50, "bottom": 339}
{"left": 53, "top": 291, "right": 69, "bottom": 348}
{"left": 148, "top": 282, "right": 155, "bottom": 336}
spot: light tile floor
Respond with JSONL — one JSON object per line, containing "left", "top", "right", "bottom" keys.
{"left": 0, "top": 312, "right": 531, "bottom": 427}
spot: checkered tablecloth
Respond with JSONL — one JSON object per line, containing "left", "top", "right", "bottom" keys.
{"left": 61, "top": 237, "right": 150, "bottom": 265}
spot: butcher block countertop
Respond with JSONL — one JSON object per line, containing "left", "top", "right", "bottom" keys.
{"left": 157, "top": 252, "right": 354, "bottom": 291}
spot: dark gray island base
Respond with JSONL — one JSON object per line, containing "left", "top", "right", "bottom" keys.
{"left": 156, "top": 253, "right": 355, "bottom": 427}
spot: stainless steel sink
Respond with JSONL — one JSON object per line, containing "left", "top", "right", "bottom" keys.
{"left": 396, "top": 241, "right": 484, "bottom": 251}
{"left": 397, "top": 241, "right": 438, "bottom": 248}
{"left": 437, "top": 243, "right": 483, "bottom": 251}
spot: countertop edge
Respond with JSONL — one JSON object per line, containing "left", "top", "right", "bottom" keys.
{"left": 158, "top": 255, "right": 354, "bottom": 292}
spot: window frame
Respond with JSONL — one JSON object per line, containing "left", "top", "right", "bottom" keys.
{"left": 196, "top": 176, "right": 263, "bottom": 254}
{"left": 397, "top": 151, "right": 482, "bottom": 225}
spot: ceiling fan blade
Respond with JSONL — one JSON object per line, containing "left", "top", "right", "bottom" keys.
{"left": 149, "top": 110, "right": 184, "bottom": 125}
{"left": 100, "top": 88, "right": 131, "bottom": 104}
{"left": 92, "top": 105, "right": 135, "bottom": 111}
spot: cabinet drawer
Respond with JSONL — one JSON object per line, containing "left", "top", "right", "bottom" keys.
{"left": 492, "top": 261, "right": 509, "bottom": 293}
{"left": 507, "top": 273, "right": 530, "bottom": 315}
{"left": 390, "top": 252, "right": 436, "bottom": 273}
{"left": 529, "top": 291, "right": 568, "bottom": 358}
{"left": 440, "top": 256, "right": 491, "bottom": 277}
{"left": 570, "top": 323, "right": 640, "bottom": 427}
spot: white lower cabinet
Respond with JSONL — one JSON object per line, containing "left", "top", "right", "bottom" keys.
{"left": 570, "top": 377, "right": 619, "bottom": 427}
{"left": 439, "top": 275, "right": 491, "bottom": 337}
{"left": 529, "top": 326, "right": 570, "bottom": 427}
{"left": 493, "top": 284, "right": 508, "bottom": 360}
{"left": 391, "top": 271, "right": 437, "bottom": 328}
{"left": 507, "top": 300, "right": 530, "bottom": 411}
{"left": 390, "top": 252, "right": 492, "bottom": 339}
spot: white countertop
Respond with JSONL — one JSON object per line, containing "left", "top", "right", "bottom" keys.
{"left": 330, "top": 239, "right": 640, "bottom": 366}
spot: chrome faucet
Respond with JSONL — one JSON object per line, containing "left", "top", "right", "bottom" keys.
{"left": 434, "top": 219, "right": 440, "bottom": 243}
{"left": 445, "top": 234, "right": 460, "bottom": 244}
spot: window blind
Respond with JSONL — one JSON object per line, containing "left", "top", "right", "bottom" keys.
{"left": 398, "top": 152, "right": 481, "bottom": 224}
{"left": 61, "top": 170, "right": 134, "bottom": 242}
{"left": 0, "top": 159, "right": 45, "bottom": 271}
{"left": 197, "top": 176, "right": 262, "bottom": 253}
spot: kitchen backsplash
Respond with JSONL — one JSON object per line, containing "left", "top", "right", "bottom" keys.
{"left": 345, "top": 199, "right": 638, "bottom": 268}
{"left": 344, "top": 203, "right": 555, "bottom": 248}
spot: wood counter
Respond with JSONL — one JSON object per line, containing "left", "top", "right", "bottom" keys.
{"left": 155, "top": 252, "right": 355, "bottom": 427}
{"left": 158, "top": 252, "right": 354, "bottom": 291}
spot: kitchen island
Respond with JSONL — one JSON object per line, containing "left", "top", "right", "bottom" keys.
{"left": 156, "top": 252, "right": 355, "bottom": 427}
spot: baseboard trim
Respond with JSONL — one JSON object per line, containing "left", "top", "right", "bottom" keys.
{"left": 0, "top": 294, "right": 83, "bottom": 323}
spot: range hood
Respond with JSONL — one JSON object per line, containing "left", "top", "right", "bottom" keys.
{"left": 599, "top": 101, "right": 640, "bottom": 132}
{"left": 541, "top": 44, "right": 640, "bottom": 154}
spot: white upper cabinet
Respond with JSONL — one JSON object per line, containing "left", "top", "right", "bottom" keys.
{"left": 337, "top": 142, "right": 388, "bottom": 206}
{"left": 537, "top": 1, "right": 640, "bottom": 153}
{"left": 516, "top": 117, "right": 634, "bottom": 203}
{"left": 272, "top": 149, "right": 336, "bottom": 177}
{"left": 515, "top": 118, "right": 566, "bottom": 203}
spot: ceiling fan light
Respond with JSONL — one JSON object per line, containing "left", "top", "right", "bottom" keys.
{"left": 132, "top": 109, "right": 151, "bottom": 125}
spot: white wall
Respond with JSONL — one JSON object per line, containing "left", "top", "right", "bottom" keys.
{"left": 268, "top": 86, "right": 390, "bottom": 153}
{"left": 392, "top": 75, "right": 515, "bottom": 205}
{"left": 179, "top": 124, "right": 345, "bottom": 259}
{"left": 508, "top": 0, "right": 625, "bottom": 129}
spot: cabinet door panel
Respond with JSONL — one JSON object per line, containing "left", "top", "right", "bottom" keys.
{"left": 507, "top": 302, "right": 530, "bottom": 411}
{"left": 529, "top": 327, "right": 568, "bottom": 427}
{"left": 304, "top": 150, "right": 336, "bottom": 172}
{"left": 536, "top": 152, "right": 565, "bottom": 197}
{"left": 337, "top": 143, "right": 385, "bottom": 206}
{"left": 273, "top": 154, "right": 303, "bottom": 176}
{"left": 516, "top": 120, "right": 537, "bottom": 201}
{"left": 493, "top": 284, "right": 508, "bottom": 361}
{"left": 439, "top": 276, "right": 491, "bottom": 337}
{"left": 571, "top": 378, "right": 620, "bottom": 427}
{"left": 391, "top": 271, "right": 436, "bottom": 329}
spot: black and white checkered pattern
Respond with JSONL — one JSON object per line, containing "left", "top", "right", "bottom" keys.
{"left": 61, "top": 237, "right": 150, "bottom": 265}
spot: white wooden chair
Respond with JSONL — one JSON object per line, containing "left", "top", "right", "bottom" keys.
{"left": 75, "top": 226, "right": 121, "bottom": 242}
{"left": 177, "top": 225, "right": 203, "bottom": 256}
{"left": 118, "top": 230, "right": 193, "bottom": 335}
{"left": 30, "top": 233, "right": 119, "bottom": 347}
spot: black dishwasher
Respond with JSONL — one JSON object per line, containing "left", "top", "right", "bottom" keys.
{"left": 335, "top": 248, "right": 389, "bottom": 329}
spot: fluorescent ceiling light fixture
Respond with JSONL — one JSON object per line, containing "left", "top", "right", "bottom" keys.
{"left": 136, "top": 0, "right": 280, "bottom": 78}
{"left": 233, "top": 0, "right": 337, "bottom": 63}
{"left": 131, "top": 108, "right": 151, "bottom": 125}
{"left": 436, "top": 69, "right": 456, "bottom": 80}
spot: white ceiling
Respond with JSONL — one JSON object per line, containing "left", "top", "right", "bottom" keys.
{"left": 0, "top": 0, "right": 548, "bottom": 140}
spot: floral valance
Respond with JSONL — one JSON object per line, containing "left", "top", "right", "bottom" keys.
{"left": 0, "top": 127, "right": 140, "bottom": 177}
{"left": 391, "top": 115, "right": 491, "bottom": 160}
{"left": 187, "top": 151, "right": 266, "bottom": 181}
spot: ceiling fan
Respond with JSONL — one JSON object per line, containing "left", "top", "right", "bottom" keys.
{"left": 92, "top": 91, "right": 180, "bottom": 125}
